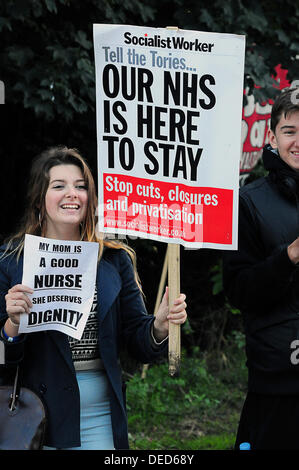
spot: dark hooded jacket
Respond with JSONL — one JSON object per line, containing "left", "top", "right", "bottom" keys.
{"left": 223, "top": 144, "right": 299, "bottom": 394}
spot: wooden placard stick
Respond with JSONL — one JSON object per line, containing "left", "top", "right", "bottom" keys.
{"left": 153, "top": 245, "right": 169, "bottom": 316}
{"left": 167, "top": 243, "right": 181, "bottom": 376}
{"left": 166, "top": 26, "right": 181, "bottom": 377}
{"left": 141, "top": 246, "right": 168, "bottom": 379}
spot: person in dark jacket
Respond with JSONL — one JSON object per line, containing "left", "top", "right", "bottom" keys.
{"left": 223, "top": 87, "right": 299, "bottom": 450}
{"left": 0, "top": 145, "right": 187, "bottom": 450}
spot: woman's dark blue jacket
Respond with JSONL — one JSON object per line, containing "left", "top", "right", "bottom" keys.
{"left": 0, "top": 245, "right": 167, "bottom": 449}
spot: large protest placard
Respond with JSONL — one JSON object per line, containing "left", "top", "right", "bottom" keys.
{"left": 93, "top": 24, "right": 245, "bottom": 250}
{"left": 19, "top": 234, "right": 99, "bottom": 340}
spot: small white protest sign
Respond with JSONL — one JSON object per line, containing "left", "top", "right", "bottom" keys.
{"left": 19, "top": 234, "right": 99, "bottom": 340}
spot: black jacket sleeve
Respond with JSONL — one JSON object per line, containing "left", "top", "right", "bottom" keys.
{"left": 223, "top": 194, "right": 297, "bottom": 311}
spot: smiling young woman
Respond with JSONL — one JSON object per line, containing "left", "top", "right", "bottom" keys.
{"left": 4, "top": 146, "right": 136, "bottom": 263}
{"left": 0, "top": 145, "right": 187, "bottom": 450}
{"left": 44, "top": 164, "right": 89, "bottom": 241}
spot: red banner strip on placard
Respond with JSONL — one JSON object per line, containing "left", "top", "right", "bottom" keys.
{"left": 103, "top": 173, "right": 233, "bottom": 244}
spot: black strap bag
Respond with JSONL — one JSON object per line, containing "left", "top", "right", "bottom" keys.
{"left": 0, "top": 365, "right": 47, "bottom": 450}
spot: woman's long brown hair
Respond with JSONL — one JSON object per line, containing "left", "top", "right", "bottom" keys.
{"left": 3, "top": 145, "right": 141, "bottom": 287}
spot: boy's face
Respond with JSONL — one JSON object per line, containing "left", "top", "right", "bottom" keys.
{"left": 269, "top": 110, "right": 299, "bottom": 172}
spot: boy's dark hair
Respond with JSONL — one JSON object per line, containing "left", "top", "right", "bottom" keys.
{"left": 270, "top": 87, "right": 299, "bottom": 132}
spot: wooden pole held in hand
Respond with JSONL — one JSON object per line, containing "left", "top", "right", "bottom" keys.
{"left": 141, "top": 247, "right": 168, "bottom": 379}
{"left": 165, "top": 26, "right": 181, "bottom": 377}
{"left": 167, "top": 243, "right": 180, "bottom": 376}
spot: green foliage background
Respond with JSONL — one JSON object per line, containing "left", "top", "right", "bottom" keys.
{"left": 126, "top": 335, "right": 247, "bottom": 449}
{"left": 1, "top": 0, "right": 298, "bottom": 120}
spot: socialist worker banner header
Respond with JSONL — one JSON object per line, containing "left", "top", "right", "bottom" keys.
{"left": 93, "top": 24, "right": 245, "bottom": 250}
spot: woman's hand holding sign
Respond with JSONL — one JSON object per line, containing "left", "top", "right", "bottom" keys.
{"left": 153, "top": 286, "right": 187, "bottom": 342}
{"left": 4, "top": 284, "right": 33, "bottom": 336}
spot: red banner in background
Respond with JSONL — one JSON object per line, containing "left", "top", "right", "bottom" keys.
{"left": 240, "top": 64, "right": 291, "bottom": 181}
